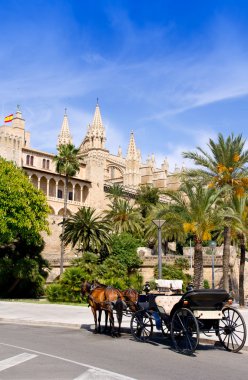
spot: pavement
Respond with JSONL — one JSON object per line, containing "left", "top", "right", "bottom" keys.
{"left": 0, "top": 300, "right": 248, "bottom": 350}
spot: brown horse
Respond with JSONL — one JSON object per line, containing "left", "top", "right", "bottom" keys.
{"left": 81, "top": 280, "right": 125, "bottom": 336}
{"left": 121, "top": 288, "right": 139, "bottom": 312}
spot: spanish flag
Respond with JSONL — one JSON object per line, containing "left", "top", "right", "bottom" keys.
{"left": 4, "top": 114, "right": 14, "bottom": 123}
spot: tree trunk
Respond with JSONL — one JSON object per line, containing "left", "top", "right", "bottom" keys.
{"left": 60, "top": 175, "right": 69, "bottom": 276}
{"left": 164, "top": 240, "right": 169, "bottom": 255}
{"left": 239, "top": 234, "right": 245, "bottom": 307}
{"left": 223, "top": 226, "right": 231, "bottom": 292}
{"left": 7, "top": 278, "right": 20, "bottom": 294}
{"left": 193, "top": 238, "right": 203, "bottom": 289}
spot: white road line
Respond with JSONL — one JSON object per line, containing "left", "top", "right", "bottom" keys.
{"left": 74, "top": 368, "right": 134, "bottom": 379}
{"left": 0, "top": 353, "right": 37, "bottom": 372}
{"left": 0, "top": 343, "right": 136, "bottom": 380}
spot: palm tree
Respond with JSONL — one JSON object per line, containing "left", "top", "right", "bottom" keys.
{"left": 104, "top": 199, "right": 142, "bottom": 236}
{"left": 62, "top": 206, "right": 112, "bottom": 255}
{"left": 183, "top": 133, "right": 248, "bottom": 291}
{"left": 53, "top": 143, "right": 82, "bottom": 275}
{"left": 161, "top": 181, "right": 222, "bottom": 288}
{"left": 145, "top": 202, "right": 185, "bottom": 254}
{"left": 135, "top": 184, "right": 160, "bottom": 218}
{"left": 106, "top": 184, "right": 125, "bottom": 203}
{"left": 227, "top": 195, "right": 248, "bottom": 306}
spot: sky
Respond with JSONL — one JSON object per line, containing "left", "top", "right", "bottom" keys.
{"left": 1, "top": 0, "right": 248, "bottom": 172}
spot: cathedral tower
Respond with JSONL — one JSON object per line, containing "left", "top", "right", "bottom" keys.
{"left": 57, "top": 109, "right": 73, "bottom": 147}
{"left": 124, "top": 131, "right": 141, "bottom": 187}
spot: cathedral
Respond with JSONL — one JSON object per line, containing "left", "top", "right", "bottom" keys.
{"left": 0, "top": 103, "right": 181, "bottom": 271}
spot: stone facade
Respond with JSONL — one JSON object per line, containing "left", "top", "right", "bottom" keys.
{"left": 0, "top": 104, "right": 182, "bottom": 261}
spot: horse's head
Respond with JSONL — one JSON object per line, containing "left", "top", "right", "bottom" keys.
{"left": 122, "top": 288, "right": 138, "bottom": 312}
{"left": 81, "top": 280, "right": 92, "bottom": 297}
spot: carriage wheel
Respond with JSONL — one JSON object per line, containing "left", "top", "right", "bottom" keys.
{"left": 161, "top": 319, "right": 169, "bottom": 337}
{"left": 130, "top": 311, "right": 153, "bottom": 342}
{"left": 171, "top": 308, "right": 199, "bottom": 355}
{"left": 218, "top": 307, "right": 247, "bottom": 353}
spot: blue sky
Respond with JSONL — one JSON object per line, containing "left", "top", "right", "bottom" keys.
{"left": 1, "top": 0, "right": 248, "bottom": 171}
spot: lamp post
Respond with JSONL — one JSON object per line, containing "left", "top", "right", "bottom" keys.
{"left": 209, "top": 241, "right": 217, "bottom": 288}
{"left": 152, "top": 219, "right": 166, "bottom": 279}
{"left": 189, "top": 239, "right": 193, "bottom": 276}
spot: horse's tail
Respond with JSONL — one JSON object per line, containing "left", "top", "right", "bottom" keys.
{"left": 115, "top": 297, "right": 125, "bottom": 325}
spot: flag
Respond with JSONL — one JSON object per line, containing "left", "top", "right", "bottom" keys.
{"left": 4, "top": 114, "right": 13, "bottom": 123}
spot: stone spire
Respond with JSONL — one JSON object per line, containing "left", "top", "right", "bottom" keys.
{"left": 92, "top": 101, "right": 103, "bottom": 131}
{"left": 117, "top": 145, "right": 122, "bottom": 157}
{"left": 57, "top": 109, "right": 72, "bottom": 147}
{"left": 126, "top": 131, "right": 138, "bottom": 160}
{"left": 87, "top": 101, "right": 106, "bottom": 149}
{"left": 124, "top": 131, "right": 141, "bottom": 187}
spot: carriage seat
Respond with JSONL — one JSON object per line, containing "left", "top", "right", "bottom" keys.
{"left": 155, "top": 279, "right": 183, "bottom": 294}
{"left": 155, "top": 295, "right": 182, "bottom": 315}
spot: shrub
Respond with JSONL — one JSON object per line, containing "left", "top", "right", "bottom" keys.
{"left": 46, "top": 283, "right": 64, "bottom": 302}
{"left": 128, "top": 273, "right": 144, "bottom": 293}
{"left": 46, "top": 267, "right": 86, "bottom": 303}
{"left": 203, "top": 279, "right": 210, "bottom": 289}
{"left": 174, "top": 257, "right": 190, "bottom": 271}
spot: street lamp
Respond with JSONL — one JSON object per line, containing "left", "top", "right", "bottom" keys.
{"left": 209, "top": 241, "right": 217, "bottom": 288}
{"left": 189, "top": 239, "right": 193, "bottom": 276}
{"left": 152, "top": 219, "right": 166, "bottom": 279}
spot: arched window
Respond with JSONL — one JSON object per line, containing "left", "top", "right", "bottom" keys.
{"left": 57, "top": 180, "right": 64, "bottom": 199}
{"left": 46, "top": 160, "right": 50, "bottom": 169}
{"left": 30, "top": 174, "right": 38, "bottom": 188}
{"left": 49, "top": 178, "right": 56, "bottom": 197}
{"left": 26, "top": 155, "right": 30, "bottom": 165}
{"left": 83, "top": 186, "right": 89, "bottom": 202}
{"left": 40, "top": 176, "right": 47, "bottom": 195}
{"left": 74, "top": 184, "right": 81, "bottom": 202}
{"left": 30, "top": 156, "right": 34, "bottom": 166}
{"left": 42, "top": 159, "right": 46, "bottom": 169}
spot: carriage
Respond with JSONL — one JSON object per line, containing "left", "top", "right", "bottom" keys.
{"left": 130, "top": 282, "right": 247, "bottom": 355}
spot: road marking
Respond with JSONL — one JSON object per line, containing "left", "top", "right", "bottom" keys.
{"left": 0, "top": 343, "right": 136, "bottom": 380}
{"left": 74, "top": 368, "right": 135, "bottom": 379}
{"left": 0, "top": 353, "right": 37, "bottom": 372}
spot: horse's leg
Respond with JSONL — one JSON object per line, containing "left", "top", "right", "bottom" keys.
{"left": 115, "top": 298, "right": 124, "bottom": 336}
{"left": 103, "top": 310, "right": 108, "bottom": 333}
{"left": 97, "top": 309, "right": 102, "bottom": 333}
{"left": 108, "top": 310, "right": 116, "bottom": 337}
{"left": 91, "top": 306, "right": 98, "bottom": 334}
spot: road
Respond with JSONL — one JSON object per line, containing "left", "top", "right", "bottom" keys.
{"left": 0, "top": 323, "right": 248, "bottom": 380}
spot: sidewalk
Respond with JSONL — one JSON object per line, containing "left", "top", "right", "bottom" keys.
{"left": 0, "top": 301, "right": 248, "bottom": 349}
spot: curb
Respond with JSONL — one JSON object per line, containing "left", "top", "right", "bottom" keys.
{"left": 0, "top": 318, "right": 82, "bottom": 329}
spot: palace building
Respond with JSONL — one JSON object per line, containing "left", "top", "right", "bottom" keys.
{"left": 0, "top": 103, "right": 182, "bottom": 277}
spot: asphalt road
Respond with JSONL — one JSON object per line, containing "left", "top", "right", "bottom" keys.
{"left": 0, "top": 323, "right": 248, "bottom": 380}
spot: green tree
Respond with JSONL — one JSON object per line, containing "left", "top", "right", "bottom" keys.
{"left": 106, "top": 184, "right": 125, "bottom": 203}
{"left": 110, "top": 233, "right": 143, "bottom": 274}
{"left": 0, "top": 158, "right": 50, "bottom": 245}
{"left": 0, "top": 158, "right": 50, "bottom": 297}
{"left": 53, "top": 143, "right": 82, "bottom": 275}
{"left": 104, "top": 198, "right": 142, "bottom": 236}
{"left": 162, "top": 181, "right": 221, "bottom": 288}
{"left": 62, "top": 206, "right": 112, "bottom": 256}
{"left": 145, "top": 202, "right": 186, "bottom": 254}
{"left": 183, "top": 133, "right": 248, "bottom": 291}
{"left": 135, "top": 184, "right": 160, "bottom": 218}
{"left": 0, "top": 238, "right": 49, "bottom": 298}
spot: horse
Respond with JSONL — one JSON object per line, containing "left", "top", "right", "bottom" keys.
{"left": 121, "top": 288, "right": 139, "bottom": 313}
{"left": 81, "top": 280, "right": 125, "bottom": 336}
